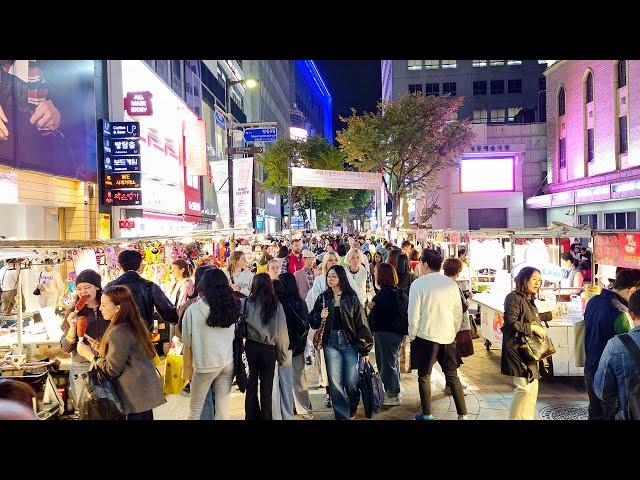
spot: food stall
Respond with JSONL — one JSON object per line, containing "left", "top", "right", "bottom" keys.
{"left": 469, "top": 223, "right": 592, "bottom": 376}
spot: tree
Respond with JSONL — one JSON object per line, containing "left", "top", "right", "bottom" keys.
{"left": 337, "top": 93, "right": 475, "bottom": 227}
{"left": 257, "top": 135, "right": 354, "bottom": 229}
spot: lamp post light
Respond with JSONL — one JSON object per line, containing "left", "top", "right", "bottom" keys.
{"left": 225, "top": 76, "right": 259, "bottom": 229}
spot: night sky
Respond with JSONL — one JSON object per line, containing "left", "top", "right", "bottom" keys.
{"left": 314, "top": 60, "right": 382, "bottom": 145}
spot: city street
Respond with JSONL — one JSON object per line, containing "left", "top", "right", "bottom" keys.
{"left": 154, "top": 338, "right": 589, "bottom": 420}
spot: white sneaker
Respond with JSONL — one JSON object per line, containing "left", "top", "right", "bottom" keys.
{"left": 458, "top": 414, "right": 469, "bottom": 420}
{"left": 383, "top": 395, "right": 402, "bottom": 406}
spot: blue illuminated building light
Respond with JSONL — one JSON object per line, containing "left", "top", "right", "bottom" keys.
{"left": 296, "top": 60, "right": 333, "bottom": 141}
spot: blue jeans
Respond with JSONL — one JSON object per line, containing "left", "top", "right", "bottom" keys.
{"left": 323, "top": 330, "right": 361, "bottom": 420}
{"left": 200, "top": 382, "right": 215, "bottom": 420}
{"left": 374, "top": 332, "right": 405, "bottom": 398}
{"left": 273, "top": 359, "right": 295, "bottom": 420}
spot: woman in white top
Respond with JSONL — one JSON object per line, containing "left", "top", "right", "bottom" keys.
{"left": 345, "top": 248, "right": 372, "bottom": 309}
{"left": 225, "top": 251, "right": 254, "bottom": 297}
{"left": 182, "top": 268, "right": 238, "bottom": 420}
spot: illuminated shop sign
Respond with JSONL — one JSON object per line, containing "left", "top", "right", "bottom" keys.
{"left": 104, "top": 189, "right": 142, "bottom": 206}
{"left": 105, "top": 172, "right": 142, "bottom": 189}
{"left": 105, "top": 156, "right": 140, "bottom": 172}
{"left": 124, "top": 91, "right": 153, "bottom": 116}
{"left": 104, "top": 137, "right": 140, "bottom": 156}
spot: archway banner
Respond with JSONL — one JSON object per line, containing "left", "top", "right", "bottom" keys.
{"left": 291, "top": 167, "right": 381, "bottom": 191}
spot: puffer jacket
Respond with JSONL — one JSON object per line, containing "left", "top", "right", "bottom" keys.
{"left": 309, "top": 290, "right": 373, "bottom": 355}
{"left": 500, "top": 290, "right": 552, "bottom": 381}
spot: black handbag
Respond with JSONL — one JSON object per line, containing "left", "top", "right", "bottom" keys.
{"left": 518, "top": 321, "right": 556, "bottom": 362}
{"left": 358, "top": 361, "right": 384, "bottom": 419}
{"left": 76, "top": 365, "right": 124, "bottom": 420}
{"left": 233, "top": 300, "right": 249, "bottom": 393}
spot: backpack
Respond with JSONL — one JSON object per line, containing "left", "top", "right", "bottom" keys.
{"left": 618, "top": 334, "right": 640, "bottom": 420}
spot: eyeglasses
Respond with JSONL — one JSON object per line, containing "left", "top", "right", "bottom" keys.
{"left": 326, "top": 274, "right": 339, "bottom": 280}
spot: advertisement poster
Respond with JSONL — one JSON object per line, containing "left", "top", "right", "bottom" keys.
{"left": 0, "top": 60, "right": 97, "bottom": 181}
{"left": 233, "top": 157, "right": 254, "bottom": 227}
{"left": 617, "top": 232, "right": 640, "bottom": 267}
{"left": 594, "top": 234, "right": 622, "bottom": 267}
{"left": 210, "top": 160, "right": 229, "bottom": 226}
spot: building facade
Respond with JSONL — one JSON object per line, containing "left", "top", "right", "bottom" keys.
{"left": 242, "top": 60, "right": 290, "bottom": 233}
{"left": 526, "top": 60, "right": 640, "bottom": 231}
{"left": 0, "top": 60, "right": 104, "bottom": 241}
{"left": 418, "top": 123, "right": 547, "bottom": 230}
{"left": 289, "top": 60, "right": 332, "bottom": 140}
{"left": 381, "top": 60, "right": 547, "bottom": 124}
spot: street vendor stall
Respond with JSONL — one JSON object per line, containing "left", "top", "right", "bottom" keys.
{"left": 469, "top": 223, "right": 592, "bottom": 376}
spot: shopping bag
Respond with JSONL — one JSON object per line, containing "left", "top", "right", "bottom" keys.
{"left": 233, "top": 300, "right": 249, "bottom": 393}
{"left": 358, "top": 361, "right": 384, "bottom": 419}
{"left": 574, "top": 319, "right": 586, "bottom": 368}
{"left": 76, "top": 366, "right": 124, "bottom": 420}
{"left": 163, "top": 353, "right": 188, "bottom": 395}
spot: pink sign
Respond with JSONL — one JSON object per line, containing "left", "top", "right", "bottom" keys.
{"left": 124, "top": 91, "right": 153, "bottom": 116}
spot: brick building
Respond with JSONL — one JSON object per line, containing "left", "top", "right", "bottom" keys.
{"left": 526, "top": 60, "right": 640, "bottom": 230}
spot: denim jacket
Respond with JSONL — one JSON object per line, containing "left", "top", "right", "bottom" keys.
{"left": 594, "top": 325, "right": 640, "bottom": 420}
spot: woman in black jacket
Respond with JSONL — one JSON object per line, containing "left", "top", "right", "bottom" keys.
{"left": 368, "top": 263, "right": 407, "bottom": 406}
{"left": 396, "top": 253, "right": 417, "bottom": 294}
{"left": 309, "top": 265, "right": 373, "bottom": 420}
{"left": 275, "top": 273, "right": 312, "bottom": 419}
{"left": 501, "top": 266, "right": 552, "bottom": 420}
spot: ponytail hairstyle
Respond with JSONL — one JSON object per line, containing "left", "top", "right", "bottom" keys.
{"left": 172, "top": 258, "right": 193, "bottom": 279}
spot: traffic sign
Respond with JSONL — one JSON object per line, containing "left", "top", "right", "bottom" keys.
{"left": 243, "top": 127, "right": 277, "bottom": 143}
{"left": 230, "top": 146, "right": 264, "bottom": 155}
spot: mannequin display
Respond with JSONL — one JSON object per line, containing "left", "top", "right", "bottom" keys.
{"left": 34, "top": 259, "right": 65, "bottom": 309}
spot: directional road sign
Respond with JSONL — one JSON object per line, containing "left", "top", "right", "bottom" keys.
{"left": 230, "top": 146, "right": 264, "bottom": 155}
{"left": 243, "top": 127, "right": 277, "bottom": 143}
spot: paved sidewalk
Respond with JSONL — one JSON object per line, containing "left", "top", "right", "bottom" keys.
{"left": 154, "top": 338, "right": 589, "bottom": 420}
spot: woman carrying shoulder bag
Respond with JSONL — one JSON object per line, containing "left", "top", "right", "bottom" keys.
{"left": 309, "top": 265, "right": 373, "bottom": 420}
{"left": 76, "top": 285, "right": 166, "bottom": 420}
{"left": 501, "top": 267, "right": 552, "bottom": 420}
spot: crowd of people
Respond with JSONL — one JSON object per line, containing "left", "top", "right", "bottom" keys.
{"left": 2, "top": 232, "right": 639, "bottom": 421}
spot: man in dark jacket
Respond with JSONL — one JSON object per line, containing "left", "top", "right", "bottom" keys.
{"left": 106, "top": 250, "right": 178, "bottom": 331}
{"left": 584, "top": 268, "right": 640, "bottom": 419}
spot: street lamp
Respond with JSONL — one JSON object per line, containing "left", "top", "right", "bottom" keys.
{"left": 226, "top": 76, "right": 259, "bottom": 229}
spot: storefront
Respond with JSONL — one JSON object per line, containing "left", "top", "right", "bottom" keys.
{"left": 106, "top": 60, "right": 206, "bottom": 239}
{"left": 0, "top": 60, "right": 100, "bottom": 241}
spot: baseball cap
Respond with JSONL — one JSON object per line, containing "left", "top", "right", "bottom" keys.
{"left": 301, "top": 249, "right": 316, "bottom": 259}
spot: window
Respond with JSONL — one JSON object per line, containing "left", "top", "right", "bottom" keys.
{"left": 490, "top": 60, "right": 505, "bottom": 66}
{"left": 539, "top": 76, "right": 546, "bottom": 91}
{"left": 605, "top": 212, "right": 637, "bottom": 230}
{"left": 187, "top": 175, "right": 199, "bottom": 189}
{"left": 442, "top": 82, "right": 457, "bottom": 95}
{"left": 507, "top": 60, "right": 522, "bottom": 65}
{"left": 619, "top": 116, "right": 628, "bottom": 154}
{"left": 559, "top": 138, "right": 566, "bottom": 168}
{"left": 507, "top": 107, "right": 521, "bottom": 122}
{"left": 424, "top": 60, "right": 439, "bottom": 70}
{"left": 586, "top": 72, "right": 594, "bottom": 103}
{"left": 578, "top": 214, "right": 598, "bottom": 229}
{"left": 618, "top": 60, "right": 627, "bottom": 88}
{"left": 473, "top": 81, "right": 487, "bottom": 95}
{"left": 490, "top": 108, "right": 506, "bottom": 123}
{"left": 472, "top": 109, "right": 487, "bottom": 124}
{"left": 425, "top": 83, "right": 439, "bottom": 96}
{"left": 408, "top": 60, "right": 422, "bottom": 71}
{"left": 473, "top": 60, "right": 487, "bottom": 67}
{"left": 508, "top": 79, "right": 522, "bottom": 94}
{"left": 408, "top": 84, "right": 423, "bottom": 94}
{"left": 171, "top": 60, "right": 183, "bottom": 97}
{"left": 587, "top": 128, "right": 594, "bottom": 162}
{"left": 155, "top": 60, "right": 170, "bottom": 83}
{"left": 558, "top": 87, "right": 566, "bottom": 116}
{"left": 490, "top": 80, "right": 505, "bottom": 95}
{"left": 441, "top": 60, "right": 457, "bottom": 69}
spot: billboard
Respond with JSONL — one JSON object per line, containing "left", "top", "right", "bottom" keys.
{"left": 594, "top": 232, "right": 640, "bottom": 269}
{"left": 460, "top": 157, "right": 515, "bottom": 193}
{"left": 0, "top": 60, "right": 97, "bottom": 181}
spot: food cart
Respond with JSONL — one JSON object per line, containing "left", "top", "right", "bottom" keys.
{"left": 469, "top": 223, "right": 592, "bottom": 376}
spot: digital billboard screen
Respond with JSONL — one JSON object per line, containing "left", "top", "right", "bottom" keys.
{"left": 460, "top": 157, "right": 515, "bottom": 193}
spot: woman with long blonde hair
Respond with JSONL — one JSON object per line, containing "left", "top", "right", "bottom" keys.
{"left": 225, "top": 251, "right": 254, "bottom": 297}
{"left": 76, "top": 285, "right": 165, "bottom": 420}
